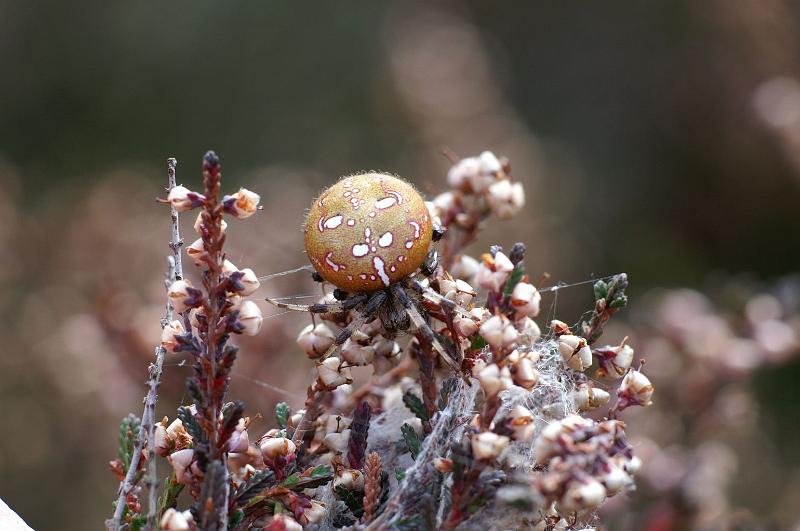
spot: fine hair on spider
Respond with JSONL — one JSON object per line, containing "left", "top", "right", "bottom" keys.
{"left": 265, "top": 172, "right": 469, "bottom": 373}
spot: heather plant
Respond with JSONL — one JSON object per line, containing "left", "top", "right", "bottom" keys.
{"left": 107, "top": 150, "right": 654, "bottom": 531}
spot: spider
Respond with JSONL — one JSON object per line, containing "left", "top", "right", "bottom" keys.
{"left": 266, "top": 172, "right": 468, "bottom": 372}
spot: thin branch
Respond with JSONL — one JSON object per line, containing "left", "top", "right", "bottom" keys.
{"left": 108, "top": 158, "right": 183, "bottom": 531}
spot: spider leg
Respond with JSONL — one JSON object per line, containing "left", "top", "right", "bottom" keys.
{"left": 407, "top": 279, "right": 473, "bottom": 318}
{"left": 265, "top": 292, "right": 368, "bottom": 313}
{"left": 317, "top": 290, "right": 387, "bottom": 360}
{"left": 391, "top": 284, "right": 462, "bottom": 373}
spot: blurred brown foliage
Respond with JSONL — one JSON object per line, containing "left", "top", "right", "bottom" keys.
{"left": 1, "top": 1, "right": 800, "bottom": 529}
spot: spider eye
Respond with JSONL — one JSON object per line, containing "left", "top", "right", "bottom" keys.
{"left": 304, "top": 173, "right": 433, "bottom": 293}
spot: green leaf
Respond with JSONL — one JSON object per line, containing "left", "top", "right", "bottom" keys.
{"left": 469, "top": 334, "right": 487, "bottom": 351}
{"left": 395, "top": 468, "right": 406, "bottom": 482}
{"left": 610, "top": 294, "right": 628, "bottom": 309}
{"left": 334, "top": 485, "right": 364, "bottom": 517}
{"left": 275, "top": 402, "right": 290, "bottom": 430}
{"left": 401, "top": 423, "right": 420, "bottom": 459}
{"left": 593, "top": 280, "right": 608, "bottom": 301}
{"left": 310, "top": 465, "right": 332, "bottom": 477}
{"left": 129, "top": 515, "right": 147, "bottom": 531}
{"left": 228, "top": 509, "right": 244, "bottom": 529}
{"left": 157, "top": 474, "right": 184, "bottom": 518}
{"left": 402, "top": 391, "right": 429, "bottom": 422}
{"left": 503, "top": 264, "right": 525, "bottom": 295}
{"left": 281, "top": 473, "right": 300, "bottom": 488}
{"left": 118, "top": 414, "right": 141, "bottom": 472}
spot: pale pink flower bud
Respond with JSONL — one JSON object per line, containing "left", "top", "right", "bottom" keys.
{"left": 159, "top": 508, "right": 194, "bottom": 530}
{"left": 595, "top": 342, "right": 635, "bottom": 378}
{"left": 193, "top": 211, "right": 226, "bottom": 235}
{"left": 225, "top": 188, "right": 260, "bottom": 219}
{"left": 602, "top": 464, "right": 632, "bottom": 495}
{"left": 454, "top": 314, "right": 479, "bottom": 337}
{"left": 558, "top": 334, "right": 592, "bottom": 371}
{"left": 617, "top": 370, "right": 654, "bottom": 409}
{"left": 434, "top": 457, "right": 454, "bottom": 473}
{"left": 222, "top": 259, "right": 238, "bottom": 275}
{"left": 340, "top": 339, "right": 374, "bottom": 366}
{"left": 471, "top": 432, "right": 510, "bottom": 461}
{"left": 480, "top": 314, "right": 518, "bottom": 350}
{"left": 333, "top": 468, "right": 365, "bottom": 491}
{"left": 476, "top": 363, "right": 514, "bottom": 398}
{"left": 476, "top": 252, "right": 514, "bottom": 292}
{"left": 186, "top": 238, "right": 205, "bottom": 266}
{"left": 154, "top": 421, "right": 170, "bottom": 457}
{"left": 486, "top": 179, "right": 525, "bottom": 219}
{"left": 260, "top": 436, "right": 296, "bottom": 459}
{"left": 450, "top": 254, "right": 480, "bottom": 281}
{"left": 296, "top": 323, "right": 336, "bottom": 359}
{"left": 237, "top": 300, "right": 263, "bottom": 336}
{"left": 447, "top": 157, "right": 481, "bottom": 192}
{"left": 167, "top": 185, "right": 204, "bottom": 212}
{"left": 322, "top": 428, "right": 351, "bottom": 453}
{"left": 317, "top": 357, "right": 352, "bottom": 389}
{"left": 237, "top": 268, "right": 260, "bottom": 296}
{"left": 511, "top": 282, "right": 541, "bottom": 317}
{"left": 167, "top": 279, "right": 196, "bottom": 313}
{"left": 432, "top": 191, "right": 458, "bottom": 214}
{"left": 507, "top": 405, "right": 536, "bottom": 442}
{"left": 511, "top": 356, "right": 540, "bottom": 390}
{"left": 562, "top": 478, "right": 606, "bottom": 511}
{"left": 373, "top": 337, "right": 401, "bottom": 359}
{"left": 515, "top": 316, "right": 541, "bottom": 343}
{"left": 228, "top": 418, "right": 250, "bottom": 453}
{"left": 300, "top": 501, "right": 327, "bottom": 525}
{"left": 266, "top": 514, "right": 303, "bottom": 531}
{"left": 168, "top": 448, "right": 198, "bottom": 485}
{"left": 160, "top": 320, "right": 186, "bottom": 353}
{"left": 573, "top": 383, "right": 611, "bottom": 411}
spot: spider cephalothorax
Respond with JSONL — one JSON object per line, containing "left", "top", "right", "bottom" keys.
{"left": 267, "top": 173, "right": 464, "bottom": 371}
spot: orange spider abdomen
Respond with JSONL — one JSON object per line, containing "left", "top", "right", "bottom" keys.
{"left": 304, "top": 173, "right": 433, "bottom": 293}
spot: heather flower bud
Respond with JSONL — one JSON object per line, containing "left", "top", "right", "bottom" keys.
{"left": 506, "top": 405, "right": 536, "bottom": 441}
{"left": 154, "top": 421, "right": 170, "bottom": 456}
{"left": 447, "top": 156, "right": 481, "bottom": 192}
{"left": 193, "top": 211, "right": 226, "bottom": 235}
{"left": 317, "top": 357, "right": 353, "bottom": 389}
{"left": 296, "top": 323, "right": 336, "bottom": 359}
{"left": 602, "top": 463, "right": 632, "bottom": 495}
{"left": 228, "top": 418, "right": 250, "bottom": 453}
{"left": 515, "top": 316, "right": 542, "bottom": 343}
{"left": 434, "top": 457, "right": 454, "bottom": 473}
{"left": 260, "top": 436, "right": 296, "bottom": 459}
{"left": 471, "top": 432, "right": 510, "bottom": 461}
{"left": 595, "top": 342, "right": 634, "bottom": 378}
{"left": 562, "top": 478, "right": 606, "bottom": 511}
{"left": 186, "top": 238, "right": 205, "bottom": 266}
{"left": 224, "top": 188, "right": 260, "bottom": 219}
{"left": 300, "top": 501, "right": 327, "bottom": 525}
{"left": 161, "top": 320, "right": 186, "bottom": 353}
{"left": 237, "top": 300, "right": 263, "bottom": 336}
{"left": 340, "top": 339, "right": 375, "bottom": 366}
{"left": 511, "top": 356, "right": 540, "bottom": 390}
{"left": 266, "top": 514, "right": 303, "bottom": 531}
{"left": 322, "top": 429, "right": 351, "bottom": 453}
{"left": 558, "top": 334, "right": 592, "bottom": 371}
{"left": 167, "top": 279, "right": 197, "bottom": 313}
{"left": 480, "top": 314, "right": 519, "bottom": 350}
{"left": 334, "top": 468, "right": 365, "bottom": 491}
{"left": 168, "top": 448, "right": 198, "bottom": 485}
{"left": 450, "top": 254, "right": 480, "bottom": 281}
{"left": 167, "top": 185, "right": 204, "bottom": 212}
{"left": 573, "top": 383, "right": 611, "bottom": 411}
{"left": 511, "top": 282, "right": 542, "bottom": 317}
{"left": 373, "top": 337, "right": 401, "bottom": 359}
{"left": 476, "top": 363, "right": 514, "bottom": 398}
{"left": 617, "top": 370, "right": 654, "bottom": 410}
{"left": 486, "top": 179, "right": 525, "bottom": 219}
{"left": 237, "top": 268, "right": 260, "bottom": 296}
{"left": 454, "top": 314, "right": 479, "bottom": 337}
{"left": 160, "top": 508, "right": 194, "bottom": 530}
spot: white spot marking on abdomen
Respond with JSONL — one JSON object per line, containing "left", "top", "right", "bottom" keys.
{"left": 375, "top": 197, "right": 397, "bottom": 209}
{"left": 373, "top": 256, "right": 391, "bottom": 286}
{"left": 409, "top": 221, "right": 420, "bottom": 238}
{"left": 378, "top": 232, "right": 393, "bottom": 247}
{"left": 352, "top": 244, "right": 370, "bottom": 257}
{"left": 323, "top": 215, "right": 343, "bottom": 229}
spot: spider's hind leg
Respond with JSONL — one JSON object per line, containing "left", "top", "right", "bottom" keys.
{"left": 265, "top": 292, "right": 368, "bottom": 313}
{"left": 317, "top": 290, "right": 388, "bottom": 360}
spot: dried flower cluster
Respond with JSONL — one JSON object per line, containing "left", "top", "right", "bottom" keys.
{"left": 108, "top": 150, "right": 654, "bottom": 530}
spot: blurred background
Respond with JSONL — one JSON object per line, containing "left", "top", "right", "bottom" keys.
{"left": 1, "top": 1, "right": 799, "bottom": 529}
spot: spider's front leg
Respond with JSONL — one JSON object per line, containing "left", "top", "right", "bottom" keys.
{"left": 318, "top": 290, "right": 388, "bottom": 360}
{"left": 391, "top": 283, "right": 462, "bottom": 373}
